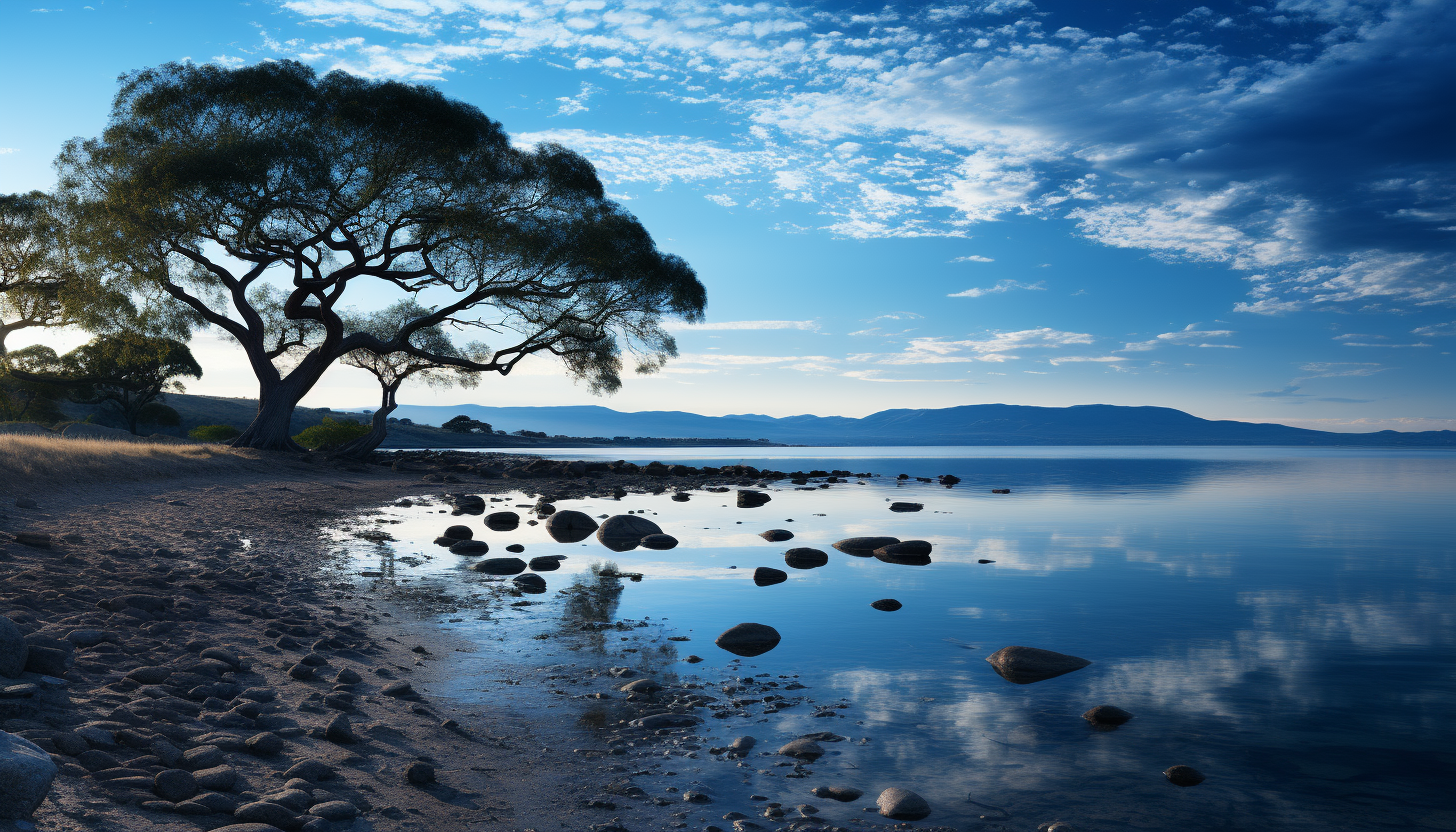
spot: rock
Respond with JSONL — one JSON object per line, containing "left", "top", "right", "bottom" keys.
{"left": 1164, "top": 765, "right": 1205, "bottom": 786}
{"left": 715, "top": 623, "right": 781, "bottom": 657}
{"left": 181, "top": 745, "right": 223, "bottom": 770}
{"left": 986, "top": 646, "right": 1092, "bottom": 684}
{"left": 0, "top": 731, "right": 57, "bottom": 819}
{"left": 597, "top": 515, "right": 663, "bottom": 552}
{"left": 832, "top": 536, "right": 899, "bottom": 557}
{"left": 485, "top": 511, "right": 520, "bottom": 531}
{"left": 758, "top": 529, "right": 793, "bottom": 542}
{"left": 629, "top": 713, "right": 700, "bottom": 729}
{"left": 783, "top": 548, "right": 828, "bottom": 569}
{"left": 380, "top": 681, "right": 416, "bottom": 698}
{"left": 1082, "top": 705, "right": 1134, "bottom": 727}
{"left": 323, "top": 714, "right": 358, "bottom": 744}
{"left": 472, "top": 557, "right": 527, "bottom": 575}
{"left": 23, "top": 645, "right": 70, "bottom": 676}
{"left": 888, "top": 502, "right": 923, "bottom": 512}
{"left": 736, "top": 490, "right": 771, "bottom": 508}
{"left": 449, "top": 539, "right": 490, "bottom": 555}
{"left": 876, "top": 787, "right": 931, "bottom": 820}
{"left": 546, "top": 510, "right": 599, "bottom": 543}
{"left": 752, "top": 567, "right": 787, "bottom": 587}
{"left": 777, "top": 738, "right": 824, "bottom": 761}
{"left": 811, "top": 785, "right": 862, "bottom": 802}
{"left": 870, "top": 599, "right": 902, "bottom": 612}
{"left": 11, "top": 532, "right": 50, "bottom": 549}
{"left": 0, "top": 617, "right": 29, "bottom": 678}
{"left": 513, "top": 573, "right": 547, "bottom": 593}
{"left": 233, "top": 800, "right": 299, "bottom": 829}
{"left": 505, "top": 543, "right": 525, "bottom": 553}
{"left": 309, "top": 800, "right": 358, "bottom": 820}
{"left": 639, "top": 533, "right": 678, "bottom": 550}
{"left": 529, "top": 556, "right": 563, "bottom": 571}
{"left": 442, "top": 525, "right": 473, "bottom": 540}
{"left": 405, "top": 761, "right": 436, "bottom": 785}
{"left": 245, "top": 732, "right": 284, "bottom": 756}
{"left": 283, "top": 759, "right": 336, "bottom": 782}
{"left": 153, "top": 769, "right": 198, "bottom": 802}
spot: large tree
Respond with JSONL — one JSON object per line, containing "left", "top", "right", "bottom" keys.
{"left": 57, "top": 61, "right": 706, "bottom": 450}
{"left": 334, "top": 300, "right": 484, "bottom": 458}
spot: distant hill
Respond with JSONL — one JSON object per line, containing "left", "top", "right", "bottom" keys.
{"left": 342, "top": 402, "right": 1456, "bottom": 447}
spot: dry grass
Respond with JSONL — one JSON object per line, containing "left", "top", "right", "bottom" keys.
{"left": 0, "top": 433, "right": 271, "bottom": 489}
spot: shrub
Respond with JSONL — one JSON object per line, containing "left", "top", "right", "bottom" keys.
{"left": 188, "top": 424, "right": 241, "bottom": 442}
{"left": 293, "top": 417, "right": 370, "bottom": 451}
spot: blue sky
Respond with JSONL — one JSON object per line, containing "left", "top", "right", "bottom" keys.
{"left": 2, "top": 0, "right": 1453, "bottom": 430}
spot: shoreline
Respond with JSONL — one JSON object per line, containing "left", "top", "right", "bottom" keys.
{"left": 0, "top": 454, "right": 757, "bottom": 832}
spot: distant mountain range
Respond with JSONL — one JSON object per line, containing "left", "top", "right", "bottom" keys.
{"left": 346, "top": 402, "right": 1456, "bottom": 447}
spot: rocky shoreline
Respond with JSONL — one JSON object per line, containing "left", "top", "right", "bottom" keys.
{"left": 0, "top": 450, "right": 955, "bottom": 832}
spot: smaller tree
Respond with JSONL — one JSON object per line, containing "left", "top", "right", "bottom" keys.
{"left": 55, "top": 334, "right": 202, "bottom": 434}
{"left": 0, "top": 345, "right": 69, "bottom": 423}
{"left": 334, "top": 301, "right": 485, "bottom": 458}
{"left": 442, "top": 414, "right": 493, "bottom": 434}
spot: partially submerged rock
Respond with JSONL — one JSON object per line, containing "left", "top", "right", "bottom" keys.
{"left": 877, "top": 787, "right": 931, "bottom": 820}
{"left": 986, "top": 646, "right": 1091, "bottom": 684}
{"left": 715, "top": 623, "right": 781, "bottom": 657}
{"left": 546, "top": 510, "right": 599, "bottom": 543}
{"left": 832, "top": 536, "right": 899, "bottom": 557}
{"left": 597, "top": 514, "right": 663, "bottom": 552}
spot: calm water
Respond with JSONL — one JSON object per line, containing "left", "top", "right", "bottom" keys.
{"left": 342, "top": 447, "right": 1456, "bottom": 831}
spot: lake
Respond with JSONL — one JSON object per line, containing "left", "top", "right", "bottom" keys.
{"left": 340, "top": 447, "right": 1456, "bottom": 830}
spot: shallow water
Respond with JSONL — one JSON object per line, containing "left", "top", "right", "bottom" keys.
{"left": 342, "top": 448, "right": 1456, "bottom": 830}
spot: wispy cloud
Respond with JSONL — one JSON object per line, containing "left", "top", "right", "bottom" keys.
{"left": 1121, "top": 324, "right": 1236, "bottom": 352}
{"left": 947, "top": 279, "right": 1045, "bottom": 298}
{"left": 666, "top": 320, "right": 819, "bottom": 332}
{"left": 273, "top": 0, "right": 1456, "bottom": 309}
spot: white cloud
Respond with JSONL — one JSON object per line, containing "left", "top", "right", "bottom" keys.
{"left": 1121, "top": 324, "right": 1236, "bottom": 352}
{"left": 665, "top": 319, "right": 818, "bottom": 331}
{"left": 947, "top": 279, "right": 1045, "bottom": 298}
{"left": 275, "top": 0, "right": 1456, "bottom": 308}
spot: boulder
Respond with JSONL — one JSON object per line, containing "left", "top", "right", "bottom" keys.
{"left": 832, "top": 536, "right": 899, "bottom": 557}
{"left": 986, "top": 646, "right": 1091, "bottom": 684}
{"left": 597, "top": 515, "right": 662, "bottom": 552}
{"left": 485, "top": 511, "right": 520, "bottom": 531}
{"left": 736, "top": 490, "right": 771, "bottom": 508}
{"left": 876, "top": 787, "right": 931, "bottom": 820}
{"left": 0, "top": 731, "right": 57, "bottom": 819}
{"left": 639, "top": 534, "right": 678, "bottom": 550}
{"left": 0, "top": 617, "right": 27, "bottom": 678}
{"left": 513, "top": 573, "right": 547, "bottom": 593}
{"left": 870, "top": 599, "right": 902, "bottom": 612}
{"left": 449, "top": 539, "right": 489, "bottom": 555}
{"left": 715, "top": 623, "right": 781, "bottom": 657}
{"left": 1164, "top": 765, "right": 1205, "bottom": 787}
{"left": 889, "top": 502, "right": 923, "bottom": 512}
{"left": 784, "top": 548, "right": 828, "bottom": 569}
{"left": 1082, "top": 705, "right": 1134, "bottom": 727}
{"left": 777, "top": 738, "right": 824, "bottom": 761}
{"left": 752, "top": 567, "right": 787, "bottom": 587}
{"left": 471, "top": 557, "right": 527, "bottom": 575}
{"left": 546, "top": 510, "right": 599, "bottom": 543}
{"left": 759, "top": 529, "right": 793, "bottom": 542}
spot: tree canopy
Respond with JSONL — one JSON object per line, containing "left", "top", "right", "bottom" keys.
{"left": 56, "top": 60, "right": 706, "bottom": 450}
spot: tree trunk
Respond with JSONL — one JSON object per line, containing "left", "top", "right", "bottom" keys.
{"left": 336, "top": 382, "right": 398, "bottom": 459}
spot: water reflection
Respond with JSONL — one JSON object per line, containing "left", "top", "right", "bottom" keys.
{"left": 344, "top": 450, "right": 1455, "bottom": 830}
